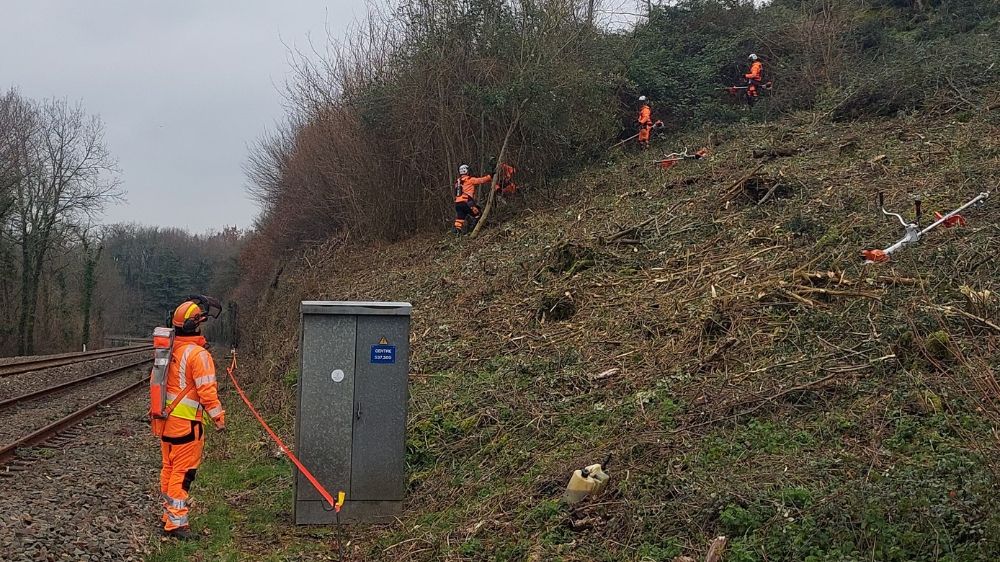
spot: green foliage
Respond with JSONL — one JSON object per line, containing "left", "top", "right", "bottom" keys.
{"left": 720, "top": 503, "right": 765, "bottom": 536}
{"left": 637, "top": 539, "right": 682, "bottom": 560}
{"left": 628, "top": 0, "right": 758, "bottom": 123}
{"left": 628, "top": 0, "right": 1000, "bottom": 124}
{"left": 459, "top": 537, "right": 484, "bottom": 555}
{"left": 779, "top": 487, "right": 813, "bottom": 509}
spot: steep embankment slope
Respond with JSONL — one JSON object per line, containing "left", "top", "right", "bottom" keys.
{"left": 156, "top": 111, "right": 999, "bottom": 561}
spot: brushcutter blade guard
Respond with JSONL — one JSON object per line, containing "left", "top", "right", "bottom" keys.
{"left": 934, "top": 211, "right": 966, "bottom": 228}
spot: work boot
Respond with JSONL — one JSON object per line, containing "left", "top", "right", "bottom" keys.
{"left": 162, "top": 526, "right": 197, "bottom": 540}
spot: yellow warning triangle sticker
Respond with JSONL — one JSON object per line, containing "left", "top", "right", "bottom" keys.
{"left": 378, "top": 336, "right": 389, "bottom": 345}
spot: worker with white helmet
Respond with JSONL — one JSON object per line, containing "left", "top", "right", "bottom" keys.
{"left": 637, "top": 95, "right": 652, "bottom": 149}
{"left": 452, "top": 164, "right": 492, "bottom": 234}
{"left": 745, "top": 54, "right": 764, "bottom": 107}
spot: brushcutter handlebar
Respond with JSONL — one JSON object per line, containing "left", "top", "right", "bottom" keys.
{"left": 878, "top": 192, "right": 911, "bottom": 228}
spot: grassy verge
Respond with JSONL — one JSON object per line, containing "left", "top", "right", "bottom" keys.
{"left": 146, "top": 384, "right": 343, "bottom": 561}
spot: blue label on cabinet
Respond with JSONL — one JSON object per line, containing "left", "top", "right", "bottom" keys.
{"left": 371, "top": 345, "right": 396, "bottom": 364}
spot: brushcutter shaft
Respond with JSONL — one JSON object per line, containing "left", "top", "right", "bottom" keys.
{"left": 919, "top": 192, "right": 989, "bottom": 237}
{"left": 610, "top": 133, "right": 639, "bottom": 150}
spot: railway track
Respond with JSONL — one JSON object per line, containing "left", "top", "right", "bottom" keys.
{"left": 0, "top": 357, "right": 151, "bottom": 411}
{"left": 0, "top": 353, "right": 152, "bottom": 465}
{"left": 0, "top": 344, "right": 151, "bottom": 378}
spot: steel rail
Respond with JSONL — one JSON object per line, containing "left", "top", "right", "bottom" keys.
{"left": 0, "top": 345, "right": 151, "bottom": 378}
{"left": 0, "top": 376, "right": 147, "bottom": 464}
{"left": 0, "top": 357, "right": 151, "bottom": 411}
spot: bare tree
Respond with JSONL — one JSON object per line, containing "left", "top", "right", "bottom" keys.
{"left": 0, "top": 90, "right": 37, "bottom": 349}
{"left": 78, "top": 226, "right": 104, "bottom": 350}
{"left": 10, "top": 97, "right": 121, "bottom": 354}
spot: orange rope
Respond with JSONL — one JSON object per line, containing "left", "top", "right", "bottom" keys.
{"left": 225, "top": 350, "right": 340, "bottom": 510}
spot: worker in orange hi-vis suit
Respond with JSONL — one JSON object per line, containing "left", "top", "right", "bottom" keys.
{"left": 160, "top": 298, "right": 225, "bottom": 539}
{"left": 488, "top": 157, "right": 519, "bottom": 196}
{"left": 637, "top": 96, "right": 652, "bottom": 149}
{"left": 745, "top": 53, "right": 764, "bottom": 107}
{"left": 453, "top": 164, "right": 492, "bottom": 234}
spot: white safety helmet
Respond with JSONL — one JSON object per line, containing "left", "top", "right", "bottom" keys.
{"left": 749, "top": 53, "right": 759, "bottom": 61}
{"left": 459, "top": 164, "right": 469, "bottom": 175}
{"left": 639, "top": 95, "right": 647, "bottom": 102}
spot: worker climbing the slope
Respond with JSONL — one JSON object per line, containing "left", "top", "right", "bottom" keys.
{"left": 637, "top": 96, "right": 653, "bottom": 149}
{"left": 489, "top": 156, "right": 519, "bottom": 197}
{"left": 745, "top": 54, "right": 764, "bottom": 107}
{"left": 453, "top": 164, "right": 492, "bottom": 234}
{"left": 157, "top": 297, "right": 226, "bottom": 539}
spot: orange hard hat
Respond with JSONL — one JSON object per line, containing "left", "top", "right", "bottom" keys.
{"left": 172, "top": 300, "right": 206, "bottom": 331}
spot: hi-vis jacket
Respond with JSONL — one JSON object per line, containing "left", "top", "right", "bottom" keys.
{"left": 165, "top": 335, "right": 224, "bottom": 423}
{"left": 745, "top": 61, "right": 763, "bottom": 81}
{"left": 454, "top": 174, "right": 492, "bottom": 204}
{"left": 638, "top": 104, "right": 652, "bottom": 127}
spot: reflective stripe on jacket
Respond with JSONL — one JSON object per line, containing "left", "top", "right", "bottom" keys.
{"left": 165, "top": 335, "right": 223, "bottom": 422}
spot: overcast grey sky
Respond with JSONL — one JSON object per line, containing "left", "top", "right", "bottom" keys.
{"left": 0, "top": 1, "right": 360, "bottom": 232}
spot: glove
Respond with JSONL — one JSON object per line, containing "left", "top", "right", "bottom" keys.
{"left": 213, "top": 412, "right": 226, "bottom": 432}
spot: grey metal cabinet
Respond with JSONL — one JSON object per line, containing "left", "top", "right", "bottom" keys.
{"left": 294, "top": 301, "right": 411, "bottom": 524}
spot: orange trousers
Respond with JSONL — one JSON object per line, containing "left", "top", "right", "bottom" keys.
{"left": 638, "top": 125, "right": 651, "bottom": 146}
{"left": 159, "top": 417, "right": 204, "bottom": 530}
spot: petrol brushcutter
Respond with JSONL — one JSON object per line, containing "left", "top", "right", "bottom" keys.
{"left": 609, "top": 121, "right": 664, "bottom": 150}
{"left": 654, "top": 147, "right": 709, "bottom": 169}
{"left": 720, "top": 81, "right": 774, "bottom": 96}
{"left": 862, "top": 190, "right": 990, "bottom": 264}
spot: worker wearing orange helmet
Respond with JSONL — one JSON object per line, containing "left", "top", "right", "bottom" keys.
{"left": 453, "top": 164, "right": 492, "bottom": 234}
{"left": 745, "top": 54, "right": 764, "bottom": 106}
{"left": 637, "top": 96, "right": 652, "bottom": 149}
{"left": 159, "top": 296, "right": 225, "bottom": 539}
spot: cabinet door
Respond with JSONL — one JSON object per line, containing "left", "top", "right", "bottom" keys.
{"left": 350, "top": 315, "right": 409, "bottom": 500}
{"left": 297, "top": 314, "right": 356, "bottom": 503}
